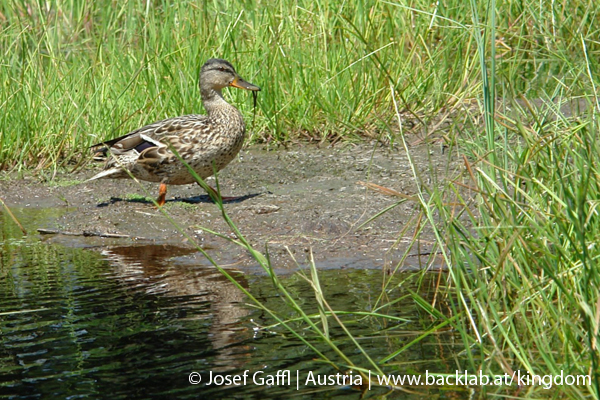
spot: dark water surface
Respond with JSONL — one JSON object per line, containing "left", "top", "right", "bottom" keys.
{"left": 1, "top": 210, "right": 470, "bottom": 400}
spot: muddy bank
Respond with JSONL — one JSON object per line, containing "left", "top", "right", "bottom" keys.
{"left": 1, "top": 143, "right": 457, "bottom": 272}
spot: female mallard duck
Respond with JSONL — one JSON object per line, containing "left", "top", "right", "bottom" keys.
{"left": 89, "top": 58, "right": 260, "bottom": 206}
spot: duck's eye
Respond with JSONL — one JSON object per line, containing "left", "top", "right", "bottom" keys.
{"left": 218, "top": 67, "right": 226, "bottom": 72}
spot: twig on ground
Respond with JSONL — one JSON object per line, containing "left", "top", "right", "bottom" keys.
{"left": 37, "top": 228, "right": 149, "bottom": 240}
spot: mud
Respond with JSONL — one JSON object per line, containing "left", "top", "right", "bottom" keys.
{"left": 1, "top": 142, "right": 458, "bottom": 272}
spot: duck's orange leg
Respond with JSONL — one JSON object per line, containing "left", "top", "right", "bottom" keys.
{"left": 157, "top": 183, "right": 167, "bottom": 207}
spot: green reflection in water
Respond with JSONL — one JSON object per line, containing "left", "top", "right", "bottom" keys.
{"left": 1, "top": 210, "right": 468, "bottom": 399}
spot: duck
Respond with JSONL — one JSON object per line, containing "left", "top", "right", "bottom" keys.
{"left": 88, "top": 58, "right": 260, "bottom": 206}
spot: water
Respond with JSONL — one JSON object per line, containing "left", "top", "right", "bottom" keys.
{"left": 1, "top": 210, "right": 470, "bottom": 399}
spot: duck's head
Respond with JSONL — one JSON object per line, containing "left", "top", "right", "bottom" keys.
{"left": 199, "top": 58, "right": 261, "bottom": 93}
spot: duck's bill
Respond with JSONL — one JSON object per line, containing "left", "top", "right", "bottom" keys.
{"left": 230, "top": 76, "right": 261, "bottom": 91}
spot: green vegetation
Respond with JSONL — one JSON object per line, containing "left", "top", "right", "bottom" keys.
{"left": 2, "top": 0, "right": 600, "bottom": 398}
{"left": 1, "top": 0, "right": 597, "bottom": 169}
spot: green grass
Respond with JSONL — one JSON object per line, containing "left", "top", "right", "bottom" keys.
{"left": 2, "top": 1, "right": 600, "bottom": 398}
{"left": 377, "top": 2, "right": 600, "bottom": 397}
{"left": 1, "top": 0, "right": 598, "bottom": 169}
{"left": 429, "top": 107, "right": 600, "bottom": 397}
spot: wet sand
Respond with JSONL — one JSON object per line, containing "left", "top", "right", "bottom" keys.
{"left": 1, "top": 142, "right": 456, "bottom": 273}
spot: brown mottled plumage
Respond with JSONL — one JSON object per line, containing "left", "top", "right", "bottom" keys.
{"left": 88, "top": 58, "right": 260, "bottom": 206}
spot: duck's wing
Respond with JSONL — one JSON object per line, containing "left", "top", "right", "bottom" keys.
{"left": 90, "top": 114, "right": 209, "bottom": 161}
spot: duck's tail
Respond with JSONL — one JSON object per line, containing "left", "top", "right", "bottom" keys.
{"left": 86, "top": 167, "right": 123, "bottom": 182}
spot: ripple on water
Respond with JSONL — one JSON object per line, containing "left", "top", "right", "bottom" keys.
{"left": 1, "top": 233, "right": 465, "bottom": 399}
